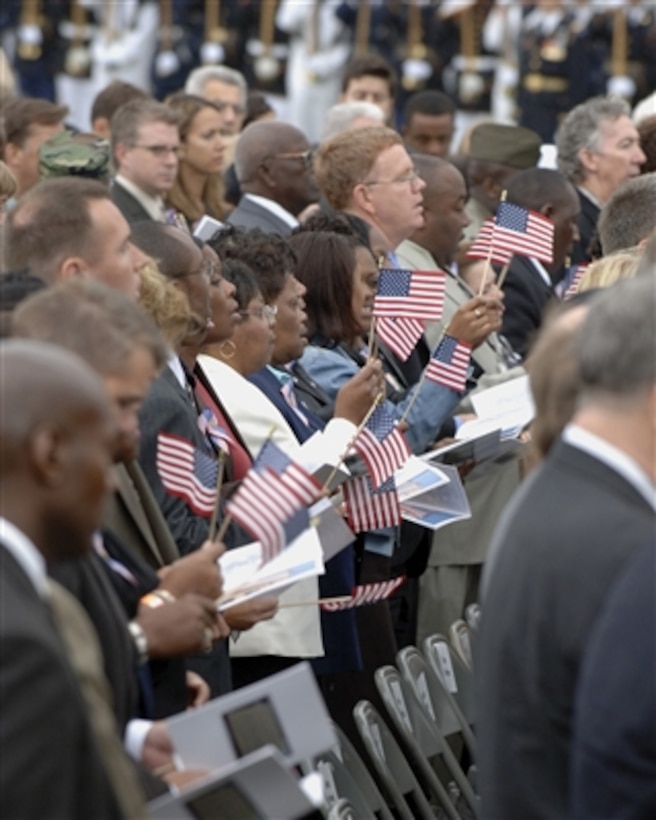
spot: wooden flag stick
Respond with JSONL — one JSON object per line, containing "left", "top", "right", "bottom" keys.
{"left": 478, "top": 246, "right": 494, "bottom": 297}
{"left": 369, "top": 314, "right": 379, "bottom": 362}
{"left": 496, "top": 260, "right": 511, "bottom": 291}
{"left": 320, "top": 389, "right": 384, "bottom": 494}
{"left": 278, "top": 595, "right": 353, "bottom": 608}
{"left": 209, "top": 449, "right": 227, "bottom": 541}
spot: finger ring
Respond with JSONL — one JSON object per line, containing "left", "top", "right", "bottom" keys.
{"left": 475, "top": 309, "right": 482, "bottom": 318}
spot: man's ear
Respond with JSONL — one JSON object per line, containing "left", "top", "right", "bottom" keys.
{"left": 257, "top": 158, "right": 277, "bottom": 189}
{"left": 58, "top": 256, "right": 88, "bottom": 282}
{"left": 577, "top": 145, "right": 598, "bottom": 176}
{"left": 483, "top": 175, "right": 503, "bottom": 203}
{"left": 114, "top": 141, "right": 129, "bottom": 169}
{"left": 3, "top": 141, "right": 23, "bottom": 175}
{"left": 540, "top": 202, "right": 555, "bottom": 219}
{"left": 351, "top": 183, "right": 376, "bottom": 217}
{"left": 29, "top": 425, "right": 66, "bottom": 488}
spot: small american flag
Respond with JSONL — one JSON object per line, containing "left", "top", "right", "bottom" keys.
{"left": 197, "top": 408, "right": 231, "bottom": 453}
{"left": 226, "top": 467, "right": 307, "bottom": 564}
{"left": 466, "top": 218, "right": 513, "bottom": 266}
{"left": 375, "top": 316, "right": 425, "bottom": 362}
{"left": 254, "top": 439, "right": 322, "bottom": 506}
{"left": 493, "top": 201, "right": 554, "bottom": 264}
{"left": 156, "top": 432, "right": 218, "bottom": 517}
{"left": 342, "top": 475, "right": 401, "bottom": 532}
{"left": 425, "top": 335, "right": 472, "bottom": 393}
{"left": 563, "top": 263, "right": 589, "bottom": 300}
{"left": 373, "top": 268, "right": 446, "bottom": 320}
{"left": 352, "top": 405, "right": 411, "bottom": 489}
{"left": 320, "top": 575, "right": 407, "bottom": 611}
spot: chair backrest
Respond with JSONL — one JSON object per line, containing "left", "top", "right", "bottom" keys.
{"left": 423, "top": 633, "right": 477, "bottom": 749}
{"left": 353, "top": 700, "right": 436, "bottom": 820}
{"left": 465, "top": 603, "right": 481, "bottom": 632}
{"left": 375, "top": 665, "right": 479, "bottom": 819}
{"left": 449, "top": 619, "right": 473, "bottom": 670}
{"left": 313, "top": 724, "right": 394, "bottom": 820}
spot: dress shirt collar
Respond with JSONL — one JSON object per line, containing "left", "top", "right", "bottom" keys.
{"left": 244, "top": 193, "right": 299, "bottom": 229}
{"left": 167, "top": 354, "right": 187, "bottom": 389}
{"left": 114, "top": 174, "right": 166, "bottom": 222}
{"left": 577, "top": 185, "right": 603, "bottom": 211}
{"left": 528, "top": 257, "right": 553, "bottom": 289}
{"left": 0, "top": 517, "right": 49, "bottom": 598}
{"left": 563, "top": 424, "right": 656, "bottom": 512}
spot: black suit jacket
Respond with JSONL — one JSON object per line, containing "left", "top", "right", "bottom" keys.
{"left": 137, "top": 365, "right": 231, "bottom": 696}
{"left": 476, "top": 440, "right": 656, "bottom": 820}
{"left": 111, "top": 181, "right": 155, "bottom": 226}
{"left": 501, "top": 254, "right": 556, "bottom": 360}
{"left": 0, "top": 546, "right": 124, "bottom": 820}
{"left": 226, "top": 195, "right": 294, "bottom": 235}
{"left": 571, "top": 188, "right": 600, "bottom": 265}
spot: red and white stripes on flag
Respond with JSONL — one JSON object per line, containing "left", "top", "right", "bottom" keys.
{"left": 320, "top": 575, "right": 407, "bottom": 611}
{"left": 373, "top": 268, "right": 446, "bottom": 320}
{"left": 466, "top": 218, "right": 513, "bottom": 266}
{"left": 564, "top": 264, "right": 589, "bottom": 300}
{"left": 226, "top": 467, "right": 304, "bottom": 564}
{"left": 375, "top": 316, "right": 425, "bottom": 362}
{"left": 492, "top": 201, "right": 555, "bottom": 264}
{"left": 342, "top": 475, "right": 401, "bottom": 532}
{"left": 156, "top": 432, "right": 217, "bottom": 517}
{"left": 424, "top": 335, "right": 472, "bottom": 393}
{"left": 353, "top": 426, "right": 410, "bottom": 489}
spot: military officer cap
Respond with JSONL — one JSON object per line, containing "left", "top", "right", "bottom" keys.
{"left": 39, "top": 131, "right": 111, "bottom": 183}
{"left": 469, "top": 123, "right": 542, "bottom": 169}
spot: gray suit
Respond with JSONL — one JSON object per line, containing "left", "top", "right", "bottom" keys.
{"left": 396, "top": 239, "right": 524, "bottom": 638}
{"left": 476, "top": 440, "right": 656, "bottom": 820}
{"left": 226, "top": 195, "right": 295, "bottom": 235}
{"left": 0, "top": 545, "right": 124, "bottom": 820}
{"left": 103, "top": 460, "right": 180, "bottom": 570}
{"left": 110, "top": 180, "right": 155, "bottom": 226}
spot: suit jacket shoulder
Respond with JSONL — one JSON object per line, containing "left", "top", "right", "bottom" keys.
{"left": 501, "top": 255, "right": 555, "bottom": 359}
{"left": 137, "top": 368, "right": 212, "bottom": 555}
{"left": 110, "top": 181, "right": 154, "bottom": 226}
{"left": 0, "top": 547, "right": 123, "bottom": 819}
{"left": 226, "top": 196, "right": 293, "bottom": 236}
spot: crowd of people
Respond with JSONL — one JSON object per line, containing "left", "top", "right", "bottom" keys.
{"left": 0, "top": 9, "right": 655, "bottom": 819}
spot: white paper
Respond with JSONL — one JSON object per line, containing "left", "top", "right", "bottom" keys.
{"left": 459, "top": 374, "right": 534, "bottom": 441}
{"left": 218, "top": 528, "right": 324, "bottom": 611}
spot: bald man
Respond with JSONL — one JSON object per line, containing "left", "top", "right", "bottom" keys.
{"left": 0, "top": 339, "right": 131, "bottom": 819}
{"left": 228, "top": 121, "right": 319, "bottom": 234}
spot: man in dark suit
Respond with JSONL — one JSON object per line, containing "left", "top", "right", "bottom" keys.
{"left": 556, "top": 95, "right": 645, "bottom": 264}
{"left": 0, "top": 339, "right": 136, "bottom": 819}
{"left": 500, "top": 168, "right": 581, "bottom": 359}
{"left": 110, "top": 99, "right": 182, "bottom": 225}
{"left": 228, "top": 120, "right": 320, "bottom": 235}
{"left": 476, "top": 275, "right": 656, "bottom": 820}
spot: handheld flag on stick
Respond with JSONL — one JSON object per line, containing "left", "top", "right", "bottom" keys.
{"left": 373, "top": 268, "right": 446, "bottom": 320}
{"left": 320, "top": 575, "right": 407, "bottom": 611}
{"left": 342, "top": 474, "right": 401, "bottom": 532}
{"left": 424, "top": 335, "right": 472, "bottom": 393}
{"left": 156, "top": 432, "right": 218, "bottom": 517}
{"left": 352, "top": 404, "right": 410, "bottom": 489}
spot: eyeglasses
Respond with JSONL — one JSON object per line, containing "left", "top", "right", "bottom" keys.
{"left": 269, "top": 149, "right": 314, "bottom": 171}
{"left": 239, "top": 305, "right": 278, "bottom": 323}
{"left": 212, "top": 101, "right": 246, "bottom": 116}
{"left": 176, "top": 261, "right": 214, "bottom": 281}
{"left": 133, "top": 144, "right": 180, "bottom": 158}
{"left": 362, "top": 169, "right": 421, "bottom": 187}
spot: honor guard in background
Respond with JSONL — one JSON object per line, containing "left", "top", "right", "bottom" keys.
{"left": 56, "top": 0, "right": 159, "bottom": 131}
{"left": 276, "top": 0, "right": 351, "bottom": 144}
{"left": 587, "top": 2, "right": 656, "bottom": 110}
{"left": 482, "top": 0, "right": 524, "bottom": 123}
{"left": 517, "top": 0, "right": 605, "bottom": 143}
{"left": 4, "top": 0, "right": 70, "bottom": 101}
{"left": 432, "top": 0, "right": 498, "bottom": 129}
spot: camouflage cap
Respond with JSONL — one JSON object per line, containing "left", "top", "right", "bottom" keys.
{"left": 39, "top": 130, "right": 111, "bottom": 183}
{"left": 469, "top": 123, "right": 542, "bottom": 169}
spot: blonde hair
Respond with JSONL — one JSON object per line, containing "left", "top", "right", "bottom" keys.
{"left": 0, "top": 161, "right": 17, "bottom": 199}
{"left": 577, "top": 248, "right": 640, "bottom": 292}
{"left": 165, "top": 93, "right": 227, "bottom": 224}
{"left": 138, "top": 258, "right": 191, "bottom": 348}
{"left": 314, "top": 126, "right": 401, "bottom": 210}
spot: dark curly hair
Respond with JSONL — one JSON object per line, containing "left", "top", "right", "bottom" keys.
{"left": 208, "top": 226, "right": 296, "bottom": 303}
